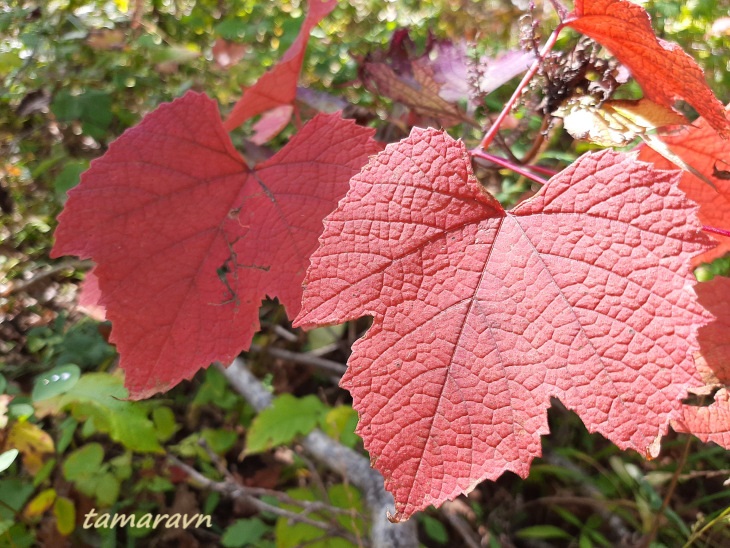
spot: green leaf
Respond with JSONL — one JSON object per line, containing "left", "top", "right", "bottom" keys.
{"left": 63, "top": 443, "right": 104, "bottom": 482}
{"left": 9, "top": 402, "right": 34, "bottom": 419}
{"left": 516, "top": 525, "right": 573, "bottom": 540}
{"left": 275, "top": 485, "right": 361, "bottom": 548}
{"left": 32, "top": 364, "right": 81, "bottom": 402}
{"left": 44, "top": 373, "right": 162, "bottom": 453}
{"left": 215, "top": 19, "right": 250, "bottom": 40}
{"left": 54, "top": 161, "right": 88, "bottom": 202}
{"left": 152, "top": 406, "right": 178, "bottom": 442}
{"left": 202, "top": 428, "right": 238, "bottom": 455}
{"left": 51, "top": 90, "right": 113, "bottom": 133}
{"left": 95, "top": 472, "right": 120, "bottom": 506}
{"left": 322, "top": 405, "right": 360, "bottom": 448}
{"left": 56, "top": 416, "right": 78, "bottom": 454}
{"left": 0, "top": 479, "right": 34, "bottom": 519}
{"left": 0, "top": 449, "right": 19, "bottom": 474}
{"left": 32, "top": 458, "right": 57, "bottom": 487}
{"left": 53, "top": 496, "right": 75, "bottom": 536}
{"left": 305, "top": 324, "right": 345, "bottom": 352}
{"left": 221, "top": 518, "right": 269, "bottom": 547}
{"left": 420, "top": 514, "right": 448, "bottom": 544}
{"left": 246, "top": 394, "right": 328, "bottom": 454}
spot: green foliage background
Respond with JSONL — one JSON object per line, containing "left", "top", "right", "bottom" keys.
{"left": 1, "top": 1, "right": 729, "bottom": 546}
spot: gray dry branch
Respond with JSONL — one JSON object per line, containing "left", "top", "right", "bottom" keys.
{"left": 217, "top": 358, "right": 419, "bottom": 548}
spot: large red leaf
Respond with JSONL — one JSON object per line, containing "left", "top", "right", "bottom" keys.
{"left": 673, "top": 276, "right": 730, "bottom": 448}
{"left": 222, "top": 0, "right": 336, "bottom": 133}
{"left": 295, "top": 128, "right": 711, "bottom": 520}
{"left": 637, "top": 105, "right": 730, "bottom": 264}
{"left": 52, "top": 91, "right": 378, "bottom": 399}
{"left": 567, "top": 0, "right": 729, "bottom": 137}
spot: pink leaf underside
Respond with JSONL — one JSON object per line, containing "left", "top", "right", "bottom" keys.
{"left": 673, "top": 276, "right": 730, "bottom": 448}
{"left": 295, "top": 128, "right": 712, "bottom": 520}
{"left": 222, "top": 0, "right": 336, "bottom": 132}
{"left": 568, "top": 0, "right": 730, "bottom": 137}
{"left": 78, "top": 268, "right": 107, "bottom": 322}
{"left": 52, "top": 91, "right": 378, "bottom": 399}
{"left": 430, "top": 44, "right": 535, "bottom": 104}
{"left": 250, "top": 105, "right": 295, "bottom": 145}
{"left": 637, "top": 105, "right": 730, "bottom": 265}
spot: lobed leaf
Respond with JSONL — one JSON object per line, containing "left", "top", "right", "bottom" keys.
{"left": 222, "top": 0, "right": 337, "bottom": 134}
{"left": 672, "top": 276, "right": 730, "bottom": 448}
{"left": 52, "top": 92, "right": 378, "bottom": 398}
{"left": 567, "top": 0, "right": 730, "bottom": 137}
{"left": 296, "top": 128, "right": 712, "bottom": 520}
{"left": 637, "top": 105, "right": 730, "bottom": 264}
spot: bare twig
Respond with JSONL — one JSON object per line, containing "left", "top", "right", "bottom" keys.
{"left": 250, "top": 344, "right": 347, "bottom": 376}
{"left": 273, "top": 325, "right": 299, "bottom": 342}
{"left": 217, "top": 359, "right": 418, "bottom": 548}
{"left": 441, "top": 501, "right": 482, "bottom": 548}
{"left": 169, "top": 456, "right": 364, "bottom": 545}
{"left": 1, "top": 259, "right": 93, "bottom": 297}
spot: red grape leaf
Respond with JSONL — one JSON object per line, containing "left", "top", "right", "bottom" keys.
{"left": 637, "top": 105, "right": 730, "bottom": 264}
{"left": 295, "top": 128, "right": 712, "bottom": 520}
{"left": 52, "top": 91, "right": 378, "bottom": 399}
{"left": 672, "top": 276, "right": 730, "bottom": 448}
{"left": 222, "top": 0, "right": 336, "bottom": 133}
{"left": 567, "top": 0, "right": 730, "bottom": 138}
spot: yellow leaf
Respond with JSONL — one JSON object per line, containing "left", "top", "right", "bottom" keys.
{"left": 553, "top": 97, "right": 687, "bottom": 147}
{"left": 7, "top": 420, "right": 55, "bottom": 474}
{"left": 23, "top": 488, "right": 56, "bottom": 518}
{"left": 53, "top": 496, "right": 75, "bottom": 536}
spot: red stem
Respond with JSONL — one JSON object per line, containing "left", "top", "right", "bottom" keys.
{"left": 524, "top": 164, "right": 558, "bottom": 177}
{"left": 479, "top": 23, "right": 565, "bottom": 151}
{"left": 703, "top": 226, "right": 730, "bottom": 238}
{"left": 470, "top": 149, "right": 547, "bottom": 186}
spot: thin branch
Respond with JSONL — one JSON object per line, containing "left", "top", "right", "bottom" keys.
{"left": 703, "top": 226, "right": 730, "bottom": 239}
{"left": 441, "top": 501, "right": 481, "bottom": 548}
{"left": 471, "top": 149, "right": 547, "bottom": 185}
{"left": 169, "top": 456, "right": 365, "bottom": 545}
{"left": 1, "top": 259, "right": 93, "bottom": 297}
{"left": 479, "top": 24, "right": 565, "bottom": 150}
{"left": 217, "top": 359, "right": 418, "bottom": 548}
{"left": 250, "top": 344, "right": 347, "bottom": 376}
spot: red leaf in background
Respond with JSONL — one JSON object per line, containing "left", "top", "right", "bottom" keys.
{"left": 295, "top": 129, "right": 711, "bottom": 520}
{"left": 637, "top": 105, "right": 730, "bottom": 264}
{"left": 567, "top": 0, "right": 730, "bottom": 137}
{"left": 212, "top": 38, "right": 246, "bottom": 70}
{"left": 673, "top": 276, "right": 730, "bottom": 448}
{"left": 52, "top": 91, "right": 378, "bottom": 399}
{"left": 250, "top": 105, "right": 295, "bottom": 145}
{"left": 359, "top": 30, "right": 534, "bottom": 126}
{"left": 222, "top": 0, "right": 336, "bottom": 133}
{"left": 429, "top": 44, "right": 535, "bottom": 105}
{"left": 361, "top": 61, "right": 466, "bottom": 127}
